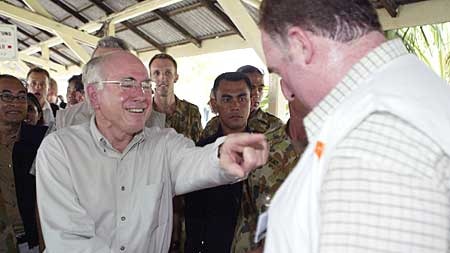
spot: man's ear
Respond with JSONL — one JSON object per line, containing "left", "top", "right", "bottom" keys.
{"left": 286, "top": 26, "right": 314, "bottom": 65}
{"left": 174, "top": 73, "right": 179, "bottom": 83}
{"left": 87, "top": 85, "right": 100, "bottom": 109}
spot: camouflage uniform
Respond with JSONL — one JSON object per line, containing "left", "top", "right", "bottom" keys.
{"left": 164, "top": 96, "right": 203, "bottom": 142}
{"left": 163, "top": 96, "right": 202, "bottom": 253}
{"left": 232, "top": 123, "right": 307, "bottom": 252}
{"left": 0, "top": 145, "right": 19, "bottom": 253}
{"left": 200, "top": 108, "right": 283, "bottom": 139}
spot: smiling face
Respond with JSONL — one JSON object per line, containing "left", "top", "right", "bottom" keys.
{"left": 215, "top": 79, "right": 251, "bottom": 135}
{"left": 149, "top": 58, "right": 178, "bottom": 98}
{"left": 88, "top": 52, "right": 153, "bottom": 137}
{"left": 27, "top": 71, "right": 49, "bottom": 107}
{"left": 0, "top": 77, "right": 27, "bottom": 125}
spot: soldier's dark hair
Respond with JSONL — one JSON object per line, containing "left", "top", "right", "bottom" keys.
{"left": 236, "top": 65, "right": 264, "bottom": 75}
{"left": 212, "top": 72, "right": 252, "bottom": 97}
{"left": 149, "top": 53, "right": 178, "bottom": 71}
{"left": 68, "top": 74, "right": 84, "bottom": 92}
{"left": 259, "top": 0, "right": 382, "bottom": 43}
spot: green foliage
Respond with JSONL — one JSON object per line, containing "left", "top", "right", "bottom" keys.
{"left": 387, "top": 22, "right": 450, "bottom": 83}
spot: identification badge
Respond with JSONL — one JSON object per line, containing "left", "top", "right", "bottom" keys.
{"left": 254, "top": 211, "right": 268, "bottom": 243}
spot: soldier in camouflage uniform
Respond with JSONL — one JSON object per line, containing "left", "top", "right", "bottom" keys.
{"left": 149, "top": 53, "right": 202, "bottom": 253}
{"left": 232, "top": 98, "right": 309, "bottom": 253}
{"left": 201, "top": 65, "right": 282, "bottom": 139}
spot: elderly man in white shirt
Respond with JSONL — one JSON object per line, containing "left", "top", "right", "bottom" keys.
{"left": 26, "top": 67, "right": 55, "bottom": 126}
{"left": 36, "top": 50, "right": 269, "bottom": 253}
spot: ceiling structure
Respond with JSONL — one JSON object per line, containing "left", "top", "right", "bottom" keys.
{"left": 0, "top": 0, "right": 448, "bottom": 78}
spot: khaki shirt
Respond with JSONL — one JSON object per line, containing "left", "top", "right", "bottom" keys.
{"left": 36, "top": 116, "right": 236, "bottom": 253}
{"left": 163, "top": 96, "right": 203, "bottom": 142}
{"left": 232, "top": 124, "right": 306, "bottom": 252}
{"left": 201, "top": 108, "right": 283, "bottom": 139}
{"left": 0, "top": 145, "right": 20, "bottom": 253}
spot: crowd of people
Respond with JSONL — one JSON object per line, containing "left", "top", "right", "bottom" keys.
{"left": 0, "top": 0, "right": 449, "bottom": 252}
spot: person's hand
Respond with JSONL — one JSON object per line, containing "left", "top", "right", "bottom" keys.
{"left": 219, "top": 133, "right": 269, "bottom": 178}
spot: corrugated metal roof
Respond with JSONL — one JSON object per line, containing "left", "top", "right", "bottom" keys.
{"left": 116, "top": 29, "right": 153, "bottom": 49}
{"left": 104, "top": 0, "right": 139, "bottom": 12}
{"left": 139, "top": 20, "right": 186, "bottom": 45}
{"left": 81, "top": 5, "right": 107, "bottom": 21}
{"left": 172, "top": 6, "right": 231, "bottom": 37}
{"left": 160, "top": 0, "right": 199, "bottom": 12}
{"left": 60, "top": 0, "right": 93, "bottom": 11}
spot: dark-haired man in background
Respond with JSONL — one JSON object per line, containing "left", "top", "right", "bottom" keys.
{"left": 259, "top": 0, "right": 450, "bottom": 252}
{"left": 200, "top": 65, "right": 282, "bottom": 140}
{"left": 0, "top": 74, "right": 47, "bottom": 253}
{"left": 185, "top": 72, "right": 252, "bottom": 253}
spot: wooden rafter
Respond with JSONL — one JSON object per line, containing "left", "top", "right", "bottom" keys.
{"left": 199, "top": 0, "right": 244, "bottom": 39}
{"left": 380, "top": 0, "right": 399, "bottom": 17}
{"left": 0, "top": 16, "right": 78, "bottom": 66}
{"left": 49, "top": 0, "right": 89, "bottom": 23}
{"left": 89, "top": 0, "right": 166, "bottom": 52}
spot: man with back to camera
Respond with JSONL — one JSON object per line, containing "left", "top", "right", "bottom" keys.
{"left": 201, "top": 65, "right": 283, "bottom": 140}
{"left": 184, "top": 72, "right": 252, "bottom": 253}
{"left": 259, "top": 0, "right": 450, "bottom": 252}
{"left": 35, "top": 50, "right": 269, "bottom": 253}
{"left": 148, "top": 53, "right": 203, "bottom": 252}
{"left": 26, "top": 68, "right": 54, "bottom": 126}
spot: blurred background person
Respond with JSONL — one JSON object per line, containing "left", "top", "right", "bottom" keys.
{"left": 25, "top": 93, "right": 43, "bottom": 126}
{"left": 66, "top": 75, "right": 84, "bottom": 107}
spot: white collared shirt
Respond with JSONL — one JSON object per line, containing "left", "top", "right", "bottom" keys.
{"left": 36, "top": 116, "right": 234, "bottom": 253}
{"left": 41, "top": 101, "right": 55, "bottom": 126}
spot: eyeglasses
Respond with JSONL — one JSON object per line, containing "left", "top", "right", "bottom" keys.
{"left": 93, "top": 78, "right": 153, "bottom": 93}
{"left": 0, "top": 93, "right": 27, "bottom": 103}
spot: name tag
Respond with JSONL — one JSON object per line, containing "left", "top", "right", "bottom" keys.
{"left": 254, "top": 211, "right": 268, "bottom": 243}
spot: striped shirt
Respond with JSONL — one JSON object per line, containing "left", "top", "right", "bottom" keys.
{"left": 304, "top": 39, "right": 450, "bottom": 253}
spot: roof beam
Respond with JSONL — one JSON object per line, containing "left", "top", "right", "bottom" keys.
{"left": 0, "top": 1, "right": 99, "bottom": 47}
{"left": 380, "top": 0, "right": 399, "bottom": 17}
{"left": 216, "top": 0, "right": 264, "bottom": 61}
{"left": 19, "top": 53, "right": 66, "bottom": 72}
{"left": 0, "top": 16, "right": 77, "bottom": 65}
{"left": 378, "top": 0, "right": 450, "bottom": 30}
{"left": 139, "top": 34, "right": 252, "bottom": 61}
{"left": 198, "top": 0, "right": 244, "bottom": 39}
{"left": 153, "top": 9, "right": 201, "bottom": 47}
{"left": 56, "top": 32, "right": 91, "bottom": 63}
{"left": 89, "top": 0, "right": 166, "bottom": 52}
{"left": 22, "top": 0, "right": 53, "bottom": 19}
{"left": 49, "top": 0, "right": 89, "bottom": 23}
{"left": 241, "top": 0, "right": 261, "bottom": 9}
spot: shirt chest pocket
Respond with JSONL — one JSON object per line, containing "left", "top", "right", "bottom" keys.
{"left": 138, "top": 182, "right": 166, "bottom": 232}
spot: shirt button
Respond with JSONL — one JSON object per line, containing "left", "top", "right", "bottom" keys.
{"left": 121, "top": 216, "right": 126, "bottom": 221}
{"left": 121, "top": 186, "right": 125, "bottom": 191}
{"left": 120, "top": 246, "right": 125, "bottom": 251}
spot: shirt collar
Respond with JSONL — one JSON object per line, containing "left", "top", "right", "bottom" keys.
{"left": 89, "top": 115, "right": 146, "bottom": 158}
{"left": 303, "top": 39, "right": 408, "bottom": 141}
{"left": 42, "top": 100, "right": 52, "bottom": 111}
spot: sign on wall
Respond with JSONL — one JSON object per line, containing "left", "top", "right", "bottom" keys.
{"left": 0, "top": 24, "right": 18, "bottom": 61}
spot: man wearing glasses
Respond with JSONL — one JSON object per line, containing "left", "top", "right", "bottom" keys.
{"left": 35, "top": 51, "right": 269, "bottom": 253}
{"left": 0, "top": 74, "right": 47, "bottom": 253}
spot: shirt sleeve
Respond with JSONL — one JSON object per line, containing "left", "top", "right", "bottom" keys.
{"left": 36, "top": 134, "right": 112, "bottom": 253}
{"left": 163, "top": 132, "right": 238, "bottom": 195}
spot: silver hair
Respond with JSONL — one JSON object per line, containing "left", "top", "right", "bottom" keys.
{"left": 81, "top": 56, "right": 106, "bottom": 104}
{"left": 91, "top": 36, "right": 130, "bottom": 56}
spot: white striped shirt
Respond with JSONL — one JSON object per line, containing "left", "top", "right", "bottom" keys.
{"left": 304, "top": 39, "right": 450, "bottom": 253}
